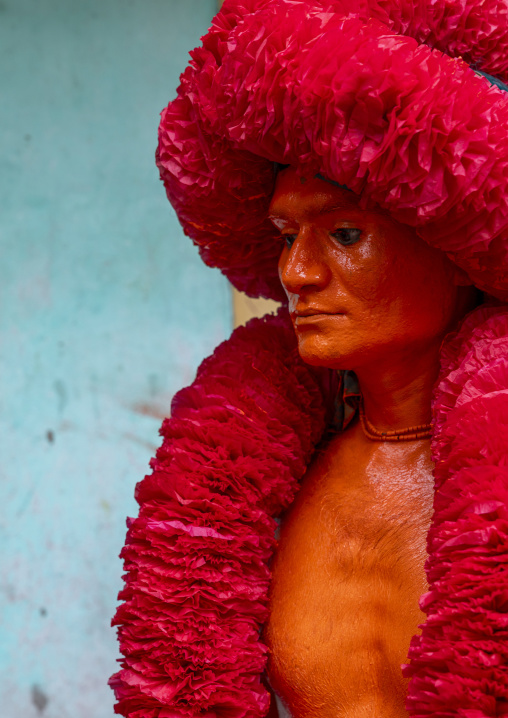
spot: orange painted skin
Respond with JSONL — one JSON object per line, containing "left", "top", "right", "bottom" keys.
{"left": 264, "top": 169, "right": 478, "bottom": 717}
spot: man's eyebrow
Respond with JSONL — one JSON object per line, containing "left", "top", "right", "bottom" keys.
{"left": 269, "top": 203, "right": 355, "bottom": 217}
{"left": 321, "top": 203, "right": 356, "bottom": 214}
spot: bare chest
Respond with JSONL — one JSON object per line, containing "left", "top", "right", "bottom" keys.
{"left": 265, "top": 427, "right": 435, "bottom": 718}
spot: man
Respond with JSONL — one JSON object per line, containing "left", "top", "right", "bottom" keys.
{"left": 111, "top": 1, "right": 508, "bottom": 716}
{"left": 264, "top": 168, "right": 477, "bottom": 716}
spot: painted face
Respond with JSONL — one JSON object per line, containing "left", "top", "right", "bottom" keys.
{"left": 269, "top": 167, "right": 472, "bottom": 371}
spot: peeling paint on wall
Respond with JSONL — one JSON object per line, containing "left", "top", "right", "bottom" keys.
{"left": 0, "top": 1, "right": 230, "bottom": 716}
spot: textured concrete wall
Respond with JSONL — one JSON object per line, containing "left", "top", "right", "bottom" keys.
{"left": 0, "top": 2, "right": 230, "bottom": 716}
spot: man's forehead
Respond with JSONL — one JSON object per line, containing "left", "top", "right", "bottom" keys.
{"left": 269, "top": 168, "right": 361, "bottom": 221}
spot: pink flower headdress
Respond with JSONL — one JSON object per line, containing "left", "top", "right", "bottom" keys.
{"left": 111, "top": 1, "right": 508, "bottom": 716}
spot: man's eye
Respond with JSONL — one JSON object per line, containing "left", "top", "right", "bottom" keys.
{"left": 283, "top": 234, "right": 298, "bottom": 249}
{"left": 331, "top": 228, "right": 361, "bottom": 246}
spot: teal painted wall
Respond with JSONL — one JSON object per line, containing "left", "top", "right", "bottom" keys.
{"left": 0, "top": 1, "right": 230, "bottom": 716}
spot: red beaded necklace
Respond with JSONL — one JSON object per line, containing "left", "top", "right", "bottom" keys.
{"left": 359, "top": 401, "right": 432, "bottom": 441}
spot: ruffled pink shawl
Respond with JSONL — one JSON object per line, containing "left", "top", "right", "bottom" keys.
{"left": 111, "top": 1, "right": 508, "bottom": 716}
{"left": 110, "top": 304, "right": 508, "bottom": 717}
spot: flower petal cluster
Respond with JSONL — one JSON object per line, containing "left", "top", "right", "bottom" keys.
{"left": 110, "top": 311, "right": 333, "bottom": 716}
{"left": 404, "top": 303, "right": 508, "bottom": 715}
{"left": 111, "top": 303, "right": 508, "bottom": 716}
{"left": 157, "top": 0, "right": 508, "bottom": 301}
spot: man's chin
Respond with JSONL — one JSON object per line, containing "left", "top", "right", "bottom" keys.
{"left": 296, "top": 337, "right": 353, "bottom": 370}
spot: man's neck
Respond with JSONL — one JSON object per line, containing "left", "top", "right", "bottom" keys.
{"left": 354, "top": 341, "right": 443, "bottom": 432}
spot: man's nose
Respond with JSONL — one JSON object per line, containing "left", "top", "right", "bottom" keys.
{"left": 279, "top": 229, "right": 330, "bottom": 294}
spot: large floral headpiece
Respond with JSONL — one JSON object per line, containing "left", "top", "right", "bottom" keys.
{"left": 157, "top": 0, "right": 508, "bottom": 301}
{"left": 111, "top": 2, "right": 508, "bottom": 717}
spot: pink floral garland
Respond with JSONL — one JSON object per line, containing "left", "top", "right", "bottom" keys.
{"left": 404, "top": 303, "right": 508, "bottom": 716}
{"left": 110, "top": 311, "right": 335, "bottom": 717}
{"left": 111, "top": 304, "right": 508, "bottom": 716}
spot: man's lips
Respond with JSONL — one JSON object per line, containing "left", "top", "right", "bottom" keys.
{"left": 293, "top": 309, "right": 346, "bottom": 324}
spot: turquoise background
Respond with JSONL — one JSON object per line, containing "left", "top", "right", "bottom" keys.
{"left": 0, "top": 1, "right": 230, "bottom": 715}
